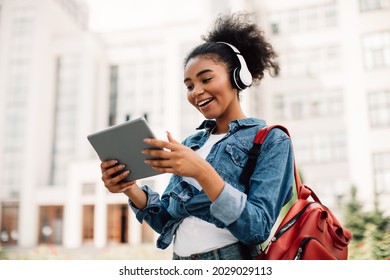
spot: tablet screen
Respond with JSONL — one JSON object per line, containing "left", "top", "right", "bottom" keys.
{"left": 87, "top": 117, "right": 163, "bottom": 181}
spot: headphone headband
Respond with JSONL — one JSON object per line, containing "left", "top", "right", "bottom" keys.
{"left": 217, "top": 42, "right": 253, "bottom": 90}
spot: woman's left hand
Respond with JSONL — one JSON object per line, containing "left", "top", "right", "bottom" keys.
{"left": 142, "top": 131, "right": 206, "bottom": 178}
{"left": 144, "top": 131, "right": 225, "bottom": 202}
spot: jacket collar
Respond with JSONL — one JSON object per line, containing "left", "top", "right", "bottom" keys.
{"left": 196, "top": 118, "right": 266, "bottom": 133}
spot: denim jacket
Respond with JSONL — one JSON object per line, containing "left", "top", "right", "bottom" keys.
{"left": 129, "top": 118, "right": 294, "bottom": 250}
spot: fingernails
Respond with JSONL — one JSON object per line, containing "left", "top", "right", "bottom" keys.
{"left": 143, "top": 138, "right": 151, "bottom": 143}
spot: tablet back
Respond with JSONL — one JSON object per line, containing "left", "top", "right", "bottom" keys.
{"left": 87, "top": 117, "right": 163, "bottom": 181}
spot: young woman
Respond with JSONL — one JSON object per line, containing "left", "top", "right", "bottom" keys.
{"left": 100, "top": 12, "right": 295, "bottom": 260}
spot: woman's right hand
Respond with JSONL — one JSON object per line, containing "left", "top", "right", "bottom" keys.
{"left": 100, "top": 160, "right": 137, "bottom": 194}
{"left": 100, "top": 160, "right": 147, "bottom": 209}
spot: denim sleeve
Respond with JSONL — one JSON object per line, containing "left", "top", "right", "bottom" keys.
{"left": 210, "top": 183, "right": 247, "bottom": 225}
{"left": 210, "top": 131, "right": 294, "bottom": 245}
{"left": 128, "top": 184, "right": 172, "bottom": 234}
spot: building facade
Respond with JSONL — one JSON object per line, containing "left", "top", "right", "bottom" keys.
{"left": 0, "top": 0, "right": 108, "bottom": 247}
{"left": 0, "top": 0, "right": 389, "bottom": 251}
{"left": 257, "top": 0, "right": 390, "bottom": 214}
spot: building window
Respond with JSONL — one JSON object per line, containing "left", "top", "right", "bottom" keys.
{"left": 82, "top": 205, "right": 94, "bottom": 242}
{"left": 140, "top": 60, "right": 164, "bottom": 125}
{"left": 271, "top": 22, "right": 279, "bottom": 34}
{"left": 1, "top": 7, "right": 34, "bottom": 195}
{"left": 324, "top": 4, "right": 338, "bottom": 27}
{"left": 82, "top": 182, "right": 96, "bottom": 195}
{"left": 294, "top": 133, "right": 347, "bottom": 164}
{"left": 368, "top": 90, "right": 390, "bottom": 127}
{"left": 274, "top": 89, "right": 343, "bottom": 120}
{"left": 55, "top": 0, "right": 88, "bottom": 28}
{"left": 107, "top": 204, "right": 128, "bottom": 244}
{"left": 109, "top": 65, "right": 118, "bottom": 126}
{"left": 360, "top": 0, "right": 390, "bottom": 11}
{"left": 363, "top": 31, "right": 390, "bottom": 69}
{"left": 141, "top": 222, "right": 155, "bottom": 243}
{"left": 294, "top": 136, "right": 311, "bottom": 163}
{"left": 38, "top": 206, "right": 64, "bottom": 245}
{"left": 373, "top": 152, "right": 390, "bottom": 193}
{"left": 279, "top": 45, "right": 341, "bottom": 78}
{"left": 50, "top": 55, "right": 79, "bottom": 185}
{"left": 269, "top": 3, "right": 338, "bottom": 35}
{"left": 0, "top": 203, "right": 19, "bottom": 245}
{"left": 124, "top": 63, "right": 136, "bottom": 121}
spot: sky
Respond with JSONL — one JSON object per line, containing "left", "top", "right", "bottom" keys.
{"left": 85, "top": 0, "right": 201, "bottom": 32}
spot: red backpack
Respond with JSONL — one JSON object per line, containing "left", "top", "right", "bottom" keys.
{"left": 240, "top": 125, "right": 352, "bottom": 260}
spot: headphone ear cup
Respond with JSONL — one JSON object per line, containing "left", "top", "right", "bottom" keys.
{"left": 235, "top": 55, "right": 253, "bottom": 90}
{"left": 217, "top": 42, "right": 253, "bottom": 90}
{"left": 239, "top": 66, "right": 253, "bottom": 87}
{"left": 232, "top": 67, "right": 248, "bottom": 90}
{"left": 231, "top": 68, "right": 241, "bottom": 90}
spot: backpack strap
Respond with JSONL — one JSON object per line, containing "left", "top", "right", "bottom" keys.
{"left": 240, "top": 125, "right": 324, "bottom": 252}
{"left": 239, "top": 143, "right": 261, "bottom": 194}
{"left": 240, "top": 125, "right": 308, "bottom": 199}
{"left": 240, "top": 125, "right": 289, "bottom": 194}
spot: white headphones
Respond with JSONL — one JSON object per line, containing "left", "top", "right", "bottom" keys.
{"left": 218, "top": 42, "right": 253, "bottom": 90}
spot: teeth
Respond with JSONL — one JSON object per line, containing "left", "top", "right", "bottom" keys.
{"left": 198, "top": 98, "right": 213, "bottom": 106}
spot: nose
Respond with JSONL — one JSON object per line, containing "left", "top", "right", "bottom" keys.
{"left": 191, "top": 83, "right": 204, "bottom": 97}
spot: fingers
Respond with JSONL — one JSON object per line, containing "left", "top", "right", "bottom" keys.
{"left": 166, "top": 131, "right": 179, "bottom": 144}
{"left": 99, "top": 159, "right": 138, "bottom": 195}
{"left": 143, "top": 133, "right": 183, "bottom": 159}
{"left": 100, "top": 159, "right": 132, "bottom": 191}
{"left": 150, "top": 166, "right": 174, "bottom": 173}
{"left": 110, "top": 169, "right": 130, "bottom": 185}
{"left": 100, "top": 159, "right": 118, "bottom": 171}
{"left": 103, "top": 163, "right": 128, "bottom": 178}
{"left": 145, "top": 157, "right": 186, "bottom": 175}
{"left": 144, "top": 158, "right": 171, "bottom": 169}
{"left": 108, "top": 180, "right": 136, "bottom": 193}
{"left": 144, "top": 137, "right": 177, "bottom": 151}
{"left": 143, "top": 157, "right": 174, "bottom": 173}
{"left": 103, "top": 171, "right": 134, "bottom": 193}
{"left": 142, "top": 148, "right": 172, "bottom": 159}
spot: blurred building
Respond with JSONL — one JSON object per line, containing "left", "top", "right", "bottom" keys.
{"left": 0, "top": 0, "right": 230, "bottom": 249}
{"left": 257, "top": 0, "right": 390, "bottom": 215}
{"left": 0, "top": 0, "right": 389, "bottom": 251}
{"left": 0, "top": 0, "right": 109, "bottom": 248}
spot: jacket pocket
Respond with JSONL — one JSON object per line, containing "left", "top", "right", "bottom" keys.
{"left": 225, "top": 144, "right": 248, "bottom": 168}
{"left": 217, "top": 144, "right": 249, "bottom": 192}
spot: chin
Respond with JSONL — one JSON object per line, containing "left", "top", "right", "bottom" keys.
{"left": 201, "top": 113, "right": 218, "bottom": 120}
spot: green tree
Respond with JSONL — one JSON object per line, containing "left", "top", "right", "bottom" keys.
{"left": 0, "top": 245, "right": 8, "bottom": 260}
{"left": 343, "top": 185, "right": 390, "bottom": 259}
{"left": 344, "top": 185, "right": 366, "bottom": 242}
{"left": 365, "top": 210, "right": 390, "bottom": 259}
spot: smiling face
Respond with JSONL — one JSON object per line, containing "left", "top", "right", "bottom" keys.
{"left": 184, "top": 55, "right": 245, "bottom": 131}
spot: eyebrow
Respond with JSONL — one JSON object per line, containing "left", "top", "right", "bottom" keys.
{"left": 184, "top": 69, "right": 213, "bottom": 83}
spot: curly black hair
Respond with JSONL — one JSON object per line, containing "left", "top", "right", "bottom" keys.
{"left": 184, "top": 12, "right": 279, "bottom": 87}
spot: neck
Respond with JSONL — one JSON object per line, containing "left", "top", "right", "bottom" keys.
{"left": 213, "top": 112, "right": 246, "bottom": 134}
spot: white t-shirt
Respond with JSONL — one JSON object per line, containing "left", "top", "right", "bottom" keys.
{"left": 173, "top": 133, "right": 239, "bottom": 257}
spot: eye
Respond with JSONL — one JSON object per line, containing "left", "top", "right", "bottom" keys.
{"left": 202, "top": 77, "right": 212, "bottom": 84}
{"left": 185, "top": 84, "right": 194, "bottom": 91}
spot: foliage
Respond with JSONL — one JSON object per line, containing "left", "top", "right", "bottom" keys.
{"left": 0, "top": 245, "right": 8, "bottom": 260}
{"left": 344, "top": 185, "right": 366, "bottom": 242}
{"left": 343, "top": 185, "right": 390, "bottom": 260}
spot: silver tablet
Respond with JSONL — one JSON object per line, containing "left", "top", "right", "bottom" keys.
{"left": 87, "top": 117, "right": 163, "bottom": 181}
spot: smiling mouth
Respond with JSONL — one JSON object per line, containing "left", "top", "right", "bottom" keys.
{"left": 197, "top": 98, "right": 214, "bottom": 107}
